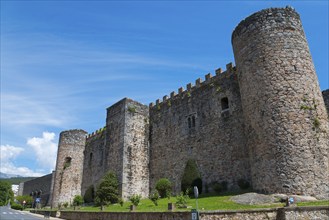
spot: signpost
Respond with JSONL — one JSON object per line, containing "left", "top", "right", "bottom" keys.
{"left": 192, "top": 186, "right": 199, "bottom": 220}
{"left": 194, "top": 186, "right": 199, "bottom": 210}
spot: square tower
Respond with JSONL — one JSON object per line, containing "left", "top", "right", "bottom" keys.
{"left": 105, "top": 98, "right": 149, "bottom": 199}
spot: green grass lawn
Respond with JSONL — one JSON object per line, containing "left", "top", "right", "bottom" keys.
{"left": 40, "top": 193, "right": 328, "bottom": 212}
{"left": 61, "top": 194, "right": 285, "bottom": 212}
{"left": 297, "top": 200, "right": 329, "bottom": 207}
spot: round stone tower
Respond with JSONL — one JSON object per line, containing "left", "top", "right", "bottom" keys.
{"left": 51, "top": 129, "right": 87, "bottom": 207}
{"left": 232, "top": 7, "right": 329, "bottom": 198}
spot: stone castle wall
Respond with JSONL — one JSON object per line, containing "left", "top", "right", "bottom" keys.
{"left": 51, "top": 129, "right": 87, "bottom": 207}
{"left": 149, "top": 64, "right": 250, "bottom": 194}
{"left": 81, "top": 128, "right": 106, "bottom": 197}
{"left": 21, "top": 173, "right": 53, "bottom": 206}
{"left": 38, "top": 206, "right": 328, "bottom": 220}
{"left": 232, "top": 7, "right": 329, "bottom": 198}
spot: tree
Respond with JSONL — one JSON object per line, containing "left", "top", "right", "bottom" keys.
{"left": 155, "top": 178, "right": 172, "bottom": 198}
{"left": 181, "top": 159, "right": 202, "bottom": 196}
{"left": 0, "top": 181, "right": 14, "bottom": 206}
{"left": 73, "top": 195, "right": 84, "bottom": 206}
{"left": 95, "top": 172, "right": 119, "bottom": 210}
{"left": 149, "top": 191, "right": 160, "bottom": 206}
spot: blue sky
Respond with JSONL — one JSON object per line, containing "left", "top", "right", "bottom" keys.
{"left": 1, "top": 1, "right": 328, "bottom": 177}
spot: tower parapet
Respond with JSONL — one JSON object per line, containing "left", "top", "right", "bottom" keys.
{"left": 232, "top": 6, "right": 329, "bottom": 198}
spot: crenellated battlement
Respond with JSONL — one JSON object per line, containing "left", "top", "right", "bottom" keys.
{"left": 86, "top": 126, "right": 106, "bottom": 139}
{"left": 149, "top": 62, "right": 236, "bottom": 109}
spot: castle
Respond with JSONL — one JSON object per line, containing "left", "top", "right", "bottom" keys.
{"left": 19, "top": 7, "right": 329, "bottom": 207}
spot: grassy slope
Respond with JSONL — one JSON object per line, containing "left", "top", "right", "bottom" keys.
{"left": 44, "top": 192, "right": 329, "bottom": 212}
{"left": 43, "top": 196, "right": 329, "bottom": 212}
{"left": 297, "top": 200, "right": 329, "bottom": 207}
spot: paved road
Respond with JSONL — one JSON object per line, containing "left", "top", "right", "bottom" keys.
{"left": 0, "top": 206, "right": 46, "bottom": 220}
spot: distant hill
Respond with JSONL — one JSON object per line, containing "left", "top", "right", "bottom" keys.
{"left": 0, "top": 172, "right": 37, "bottom": 184}
{"left": 0, "top": 172, "right": 22, "bottom": 179}
{"left": 0, "top": 177, "right": 37, "bottom": 185}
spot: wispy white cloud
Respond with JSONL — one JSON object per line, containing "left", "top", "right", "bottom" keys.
{"left": 3, "top": 29, "right": 195, "bottom": 63}
{"left": 1, "top": 94, "right": 71, "bottom": 128}
{"left": 1, "top": 27, "right": 208, "bottom": 138}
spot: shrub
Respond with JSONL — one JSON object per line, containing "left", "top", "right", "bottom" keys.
{"left": 11, "top": 203, "right": 23, "bottom": 210}
{"left": 73, "top": 195, "right": 84, "bottom": 206}
{"left": 16, "top": 195, "right": 33, "bottom": 207}
{"left": 118, "top": 198, "right": 124, "bottom": 207}
{"left": 84, "top": 185, "right": 95, "bottom": 203}
{"left": 221, "top": 181, "right": 228, "bottom": 191}
{"left": 175, "top": 190, "right": 189, "bottom": 208}
{"left": 205, "top": 182, "right": 209, "bottom": 193}
{"left": 57, "top": 203, "right": 62, "bottom": 210}
{"left": 155, "top": 178, "right": 172, "bottom": 198}
{"left": 63, "top": 202, "right": 69, "bottom": 208}
{"left": 313, "top": 118, "right": 320, "bottom": 128}
{"left": 129, "top": 194, "right": 142, "bottom": 206}
{"left": 211, "top": 182, "right": 222, "bottom": 193}
{"left": 181, "top": 159, "right": 202, "bottom": 195}
{"left": 149, "top": 191, "right": 160, "bottom": 206}
{"left": 211, "top": 181, "right": 228, "bottom": 193}
{"left": 237, "top": 179, "right": 250, "bottom": 190}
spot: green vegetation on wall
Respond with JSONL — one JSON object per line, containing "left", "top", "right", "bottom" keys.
{"left": 128, "top": 105, "right": 137, "bottom": 113}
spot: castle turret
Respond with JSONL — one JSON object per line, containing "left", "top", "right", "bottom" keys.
{"left": 232, "top": 7, "right": 329, "bottom": 198}
{"left": 51, "top": 129, "right": 87, "bottom": 207}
